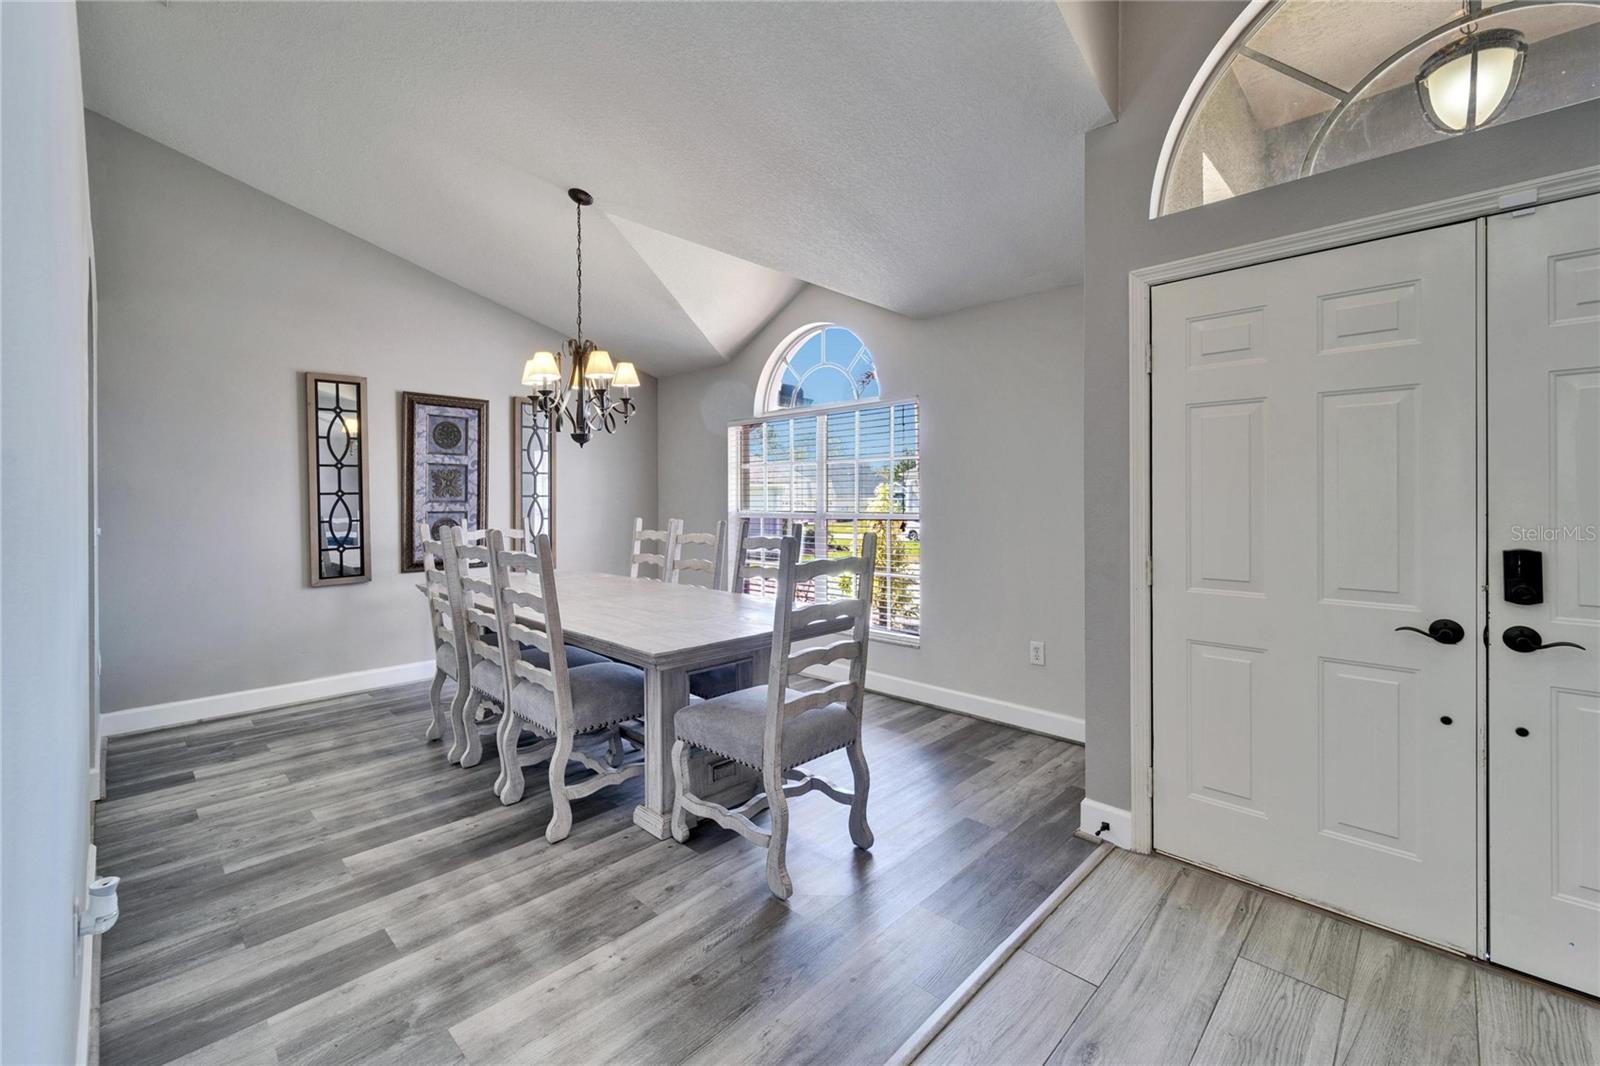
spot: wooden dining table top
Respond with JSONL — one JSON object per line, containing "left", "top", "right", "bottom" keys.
{"left": 431, "top": 570, "right": 779, "bottom": 671}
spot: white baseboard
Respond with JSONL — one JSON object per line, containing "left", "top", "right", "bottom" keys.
{"left": 101, "top": 660, "right": 435, "bottom": 737}
{"left": 1079, "top": 797, "right": 1133, "bottom": 849}
{"left": 804, "top": 662, "right": 1084, "bottom": 742}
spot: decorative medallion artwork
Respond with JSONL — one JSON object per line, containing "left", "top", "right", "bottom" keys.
{"left": 402, "top": 391, "right": 488, "bottom": 572}
{"left": 512, "top": 396, "right": 557, "bottom": 559}
{"left": 304, "top": 372, "right": 372, "bottom": 586}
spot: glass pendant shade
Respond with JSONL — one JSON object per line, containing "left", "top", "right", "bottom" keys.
{"left": 1416, "top": 29, "right": 1526, "bottom": 133}
{"left": 522, "top": 350, "right": 561, "bottom": 387}
{"left": 612, "top": 361, "right": 640, "bottom": 389}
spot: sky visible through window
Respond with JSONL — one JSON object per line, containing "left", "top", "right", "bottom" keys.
{"left": 769, "top": 326, "right": 881, "bottom": 410}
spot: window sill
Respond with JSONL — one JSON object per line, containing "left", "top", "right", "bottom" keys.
{"left": 871, "top": 630, "right": 921, "bottom": 649}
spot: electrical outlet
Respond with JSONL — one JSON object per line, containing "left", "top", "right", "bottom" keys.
{"left": 1028, "top": 641, "right": 1046, "bottom": 666}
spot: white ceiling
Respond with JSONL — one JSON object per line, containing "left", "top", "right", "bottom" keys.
{"left": 79, "top": 2, "right": 1111, "bottom": 376}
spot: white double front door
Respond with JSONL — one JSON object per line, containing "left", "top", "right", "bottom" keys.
{"left": 1151, "top": 194, "right": 1599, "bottom": 994}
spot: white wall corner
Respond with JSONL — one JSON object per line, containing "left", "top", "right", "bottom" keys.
{"left": 1057, "top": 0, "right": 1120, "bottom": 120}
{"left": 100, "top": 660, "right": 436, "bottom": 737}
{"left": 803, "top": 662, "right": 1084, "bottom": 743}
{"left": 75, "top": 844, "right": 98, "bottom": 1066}
{"left": 1079, "top": 797, "right": 1134, "bottom": 849}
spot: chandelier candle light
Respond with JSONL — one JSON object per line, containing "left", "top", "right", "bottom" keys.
{"left": 523, "top": 188, "right": 640, "bottom": 447}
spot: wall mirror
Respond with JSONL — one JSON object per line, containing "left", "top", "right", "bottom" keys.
{"left": 513, "top": 396, "right": 556, "bottom": 559}
{"left": 304, "top": 372, "right": 371, "bottom": 585}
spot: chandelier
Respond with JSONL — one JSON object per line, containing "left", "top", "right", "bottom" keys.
{"left": 522, "top": 188, "right": 639, "bottom": 447}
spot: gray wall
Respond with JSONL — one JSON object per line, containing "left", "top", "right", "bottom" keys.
{"left": 87, "top": 115, "right": 659, "bottom": 714}
{"left": 1, "top": 5, "right": 95, "bottom": 1062}
{"left": 658, "top": 284, "right": 1086, "bottom": 731}
{"left": 1083, "top": 0, "right": 1600, "bottom": 810}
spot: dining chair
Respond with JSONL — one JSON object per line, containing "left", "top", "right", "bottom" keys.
{"left": 487, "top": 530, "right": 647, "bottom": 842}
{"left": 446, "top": 531, "right": 506, "bottom": 767}
{"left": 629, "top": 517, "right": 679, "bottom": 581}
{"left": 670, "top": 532, "right": 877, "bottom": 899}
{"left": 728, "top": 516, "right": 804, "bottom": 595}
{"left": 667, "top": 519, "right": 727, "bottom": 588}
{"left": 444, "top": 526, "right": 610, "bottom": 767}
{"left": 417, "top": 522, "right": 464, "bottom": 747}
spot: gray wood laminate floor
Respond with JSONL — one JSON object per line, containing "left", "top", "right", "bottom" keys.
{"left": 95, "top": 679, "right": 1093, "bottom": 1065}
{"left": 920, "top": 849, "right": 1600, "bottom": 1066}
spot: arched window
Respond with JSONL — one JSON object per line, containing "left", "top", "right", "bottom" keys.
{"left": 732, "top": 324, "right": 921, "bottom": 641}
{"left": 1153, "top": 1, "right": 1600, "bottom": 217}
{"left": 760, "top": 324, "right": 881, "bottom": 413}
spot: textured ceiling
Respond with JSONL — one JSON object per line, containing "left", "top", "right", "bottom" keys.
{"left": 78, "top": 2, "right": 1110, "bottom": 376}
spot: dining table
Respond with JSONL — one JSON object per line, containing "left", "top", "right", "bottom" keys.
{"left": 445, "top": 571, "right": 778, "bottom": 839}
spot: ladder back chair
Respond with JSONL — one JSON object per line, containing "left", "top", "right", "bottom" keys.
{"left": 671, "top": 532, "right": 878, "bottom": 899}
{"left": 629, "top": 517, "right": 678, "bottom": 581}
{"left": 487, "top": 531, "right": 648, "bottom": 842}
{"left": 669, "top": 518, "right": 739, "bottom": 698}
{"left": 728, "top": 516, "right": 808, "bottom": 595}
{"left": 417, "top": 522, "right": 465, "bottom": 747}
{"left": 667, "top": 519, "right": 727, "bottom": 588}
{"left": 444, "top": 526, "right": 610, "bottom": 767}
{"left": 446, "top": 530, "right": 507, "bottom": 767}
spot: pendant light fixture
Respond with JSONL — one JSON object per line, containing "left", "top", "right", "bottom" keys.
{"left": 1415, "top": 24, "right": 1527, "bottom": 134}
{"left": 522, "top": 188, "right": 639, "bottom": 447}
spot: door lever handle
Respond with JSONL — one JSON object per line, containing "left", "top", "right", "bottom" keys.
{"left": 1395, "top": 619, "right": 1465, "bottom": 645}
{"left": 1502, "top": 625, "right": 1587, "bottom": 653}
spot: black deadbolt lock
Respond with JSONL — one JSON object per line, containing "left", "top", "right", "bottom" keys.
{"left": 1503, "top": 549, "right": 1544, "bottom": 606}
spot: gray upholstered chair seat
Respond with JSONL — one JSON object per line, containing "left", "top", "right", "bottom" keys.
{"left": 469, "top": 647, "right": 609, "bottom": 696}
{"left": 469, "top": 658, "right": 503, "bottom": 696}
{"left": 509, "top": 661, "right": 646, "bottom": 736}
{"left": 688, "top": 662, "right": 742, "bottom": 700}
{"left": 435, "top": 644, "right": 459, "bottom": 679}
{"left": 674, "top": 684, "right": 856, "bottom": 770}
{"left": 481, "top": 628, "right": 610, "bottom": 668}
{"left": 523, "top": 643, "right": 610, "bottom": 670}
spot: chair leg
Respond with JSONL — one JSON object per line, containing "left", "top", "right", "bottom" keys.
{"left": 764, "top": 765, "right": 793, "bottom": 900}
{"left": 460, "top": 694, "right": 488, "bottom": 768}
{"left": 545, "top": 730, "right": 575, "bottom": 843}
{"left": 444, "top": 676, "right": 470, "bottom": 759}
{"left": 606, "top": 725, "right": 625, "bottom": 768}
{"left": 846, "top": 741, "right": 874, "bottom": 850}
{"left": 670, "top": 740, "right": 693, "bottom": 843}
{"left": 495, "top": 709, "right": 524, "bottom": 804}
{"left": 425, "top": 669, "right": 447, "bottom": 741}
{"left": 448, "top": 689, "right": 480, "bottom": 764}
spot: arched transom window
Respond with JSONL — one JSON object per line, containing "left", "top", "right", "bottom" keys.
{"left": 1154, "top": 1, "right": 1600, "bottom": 217}
{"left": 762, "top": 325, "right": 881, "bottom": 412}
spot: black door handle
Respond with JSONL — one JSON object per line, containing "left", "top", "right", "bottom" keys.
{"left": 1395, "top": 619, "right": 1465, "bottom": 645}
{"left": 1502, "top": 625, "right": 1587, "bottom": 653}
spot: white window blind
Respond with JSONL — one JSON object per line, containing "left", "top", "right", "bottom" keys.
{"left": 728, "top": 400, "right": 921, "bottom": 641}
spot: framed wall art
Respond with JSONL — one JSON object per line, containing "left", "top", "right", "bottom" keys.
{"left": 304, "top": 372, "right": 372, "bottom": 586}
{"left": 402, "top": 391, "right": 489, "bottom": 572}
{"left": 511, "top": 396, "right": 557, "bottom": 561}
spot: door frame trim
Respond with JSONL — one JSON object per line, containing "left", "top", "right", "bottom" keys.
{"left": 1124, "top": 165, "right": 1600, "bottom": 863}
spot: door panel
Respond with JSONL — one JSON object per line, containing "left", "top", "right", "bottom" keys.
{"left": 1488, "top": 193, "right": 1600, "bottom": 996}
{"left": 1152, "top": 223, "right": 1479, "bottom": 951}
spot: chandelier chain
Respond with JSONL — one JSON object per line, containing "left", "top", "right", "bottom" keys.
{"left": 575, "top": 200, "right": 583, "bottom": 343}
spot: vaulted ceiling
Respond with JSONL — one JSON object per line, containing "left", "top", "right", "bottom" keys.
{"left": 79, "top": 2, "right": 1112, "bottom": 376}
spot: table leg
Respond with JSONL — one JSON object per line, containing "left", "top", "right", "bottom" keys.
{"left": 634, "top": 665, "right": 691, "bottom": 839}
{"left": 748, "top": 646, "right": 773, "bottom": 686}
